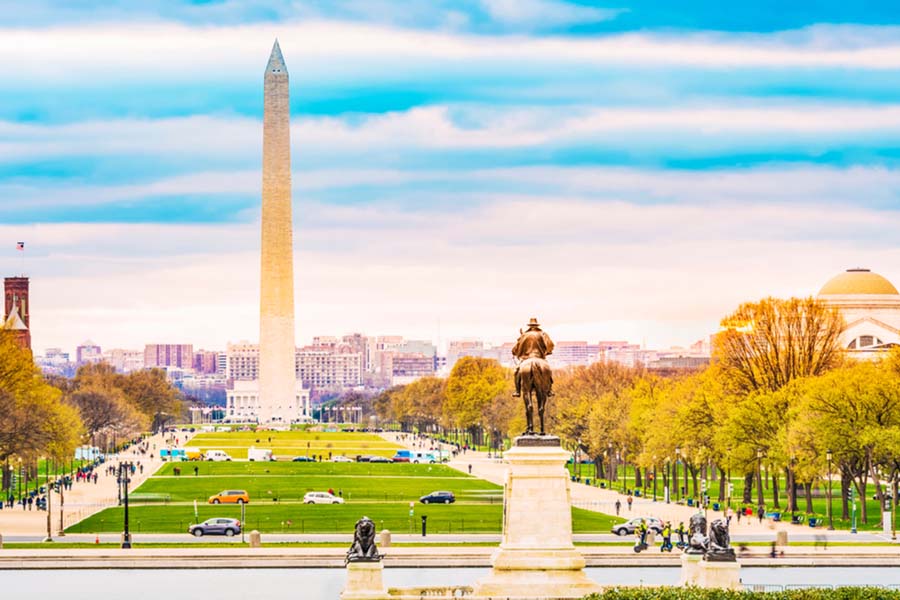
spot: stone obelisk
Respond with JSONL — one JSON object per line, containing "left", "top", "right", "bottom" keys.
{"left": 258, "top": 39, "right": 296, "bottom": 424}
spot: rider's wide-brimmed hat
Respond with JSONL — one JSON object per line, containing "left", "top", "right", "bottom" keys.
{"left": 526, "top": 317, "right": 540, "bottom": 328}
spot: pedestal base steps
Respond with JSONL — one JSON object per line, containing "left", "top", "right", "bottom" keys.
{"left": 472, "top": 436, "right": 602, "bottom": 599}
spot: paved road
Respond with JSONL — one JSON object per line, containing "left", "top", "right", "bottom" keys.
{"left": 4, "top": 531, "right": 893, "bottom": 544}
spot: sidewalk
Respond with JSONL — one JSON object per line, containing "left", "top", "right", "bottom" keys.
{"left": 0, "top": 431, "right": 187, "bottom": 537}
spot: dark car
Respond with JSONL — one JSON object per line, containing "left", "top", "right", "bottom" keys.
{"left": 356, "top": 455, "right": 375, "bottom": 462}
{"left": 611, "top": 517, "right": 664, "bottom": 536}
{"left": 420, "top": 491, "right": 455, "bottom": 504}
{"left": 369, "top": 456, "right": 392, "bottom": 463}
{"left": 292, "top": 456, "right": 316, "bottom": 462}
{"left": 188, "top": 518, "right": 242, "bottom": 537}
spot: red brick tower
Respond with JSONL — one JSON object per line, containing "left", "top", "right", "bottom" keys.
{"left": 4, "top": 277, "right": 31, "bottom": 350}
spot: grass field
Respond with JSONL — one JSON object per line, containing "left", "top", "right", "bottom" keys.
{"left": 69, "top": 460, "right": 622, "bottom": 534}
{"left": 184, "top": 431, "right": 401, "bottom": 460}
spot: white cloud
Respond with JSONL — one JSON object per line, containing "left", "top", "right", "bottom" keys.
{"left": 5, "top": 192, "right": 900, "bottom": 353}
{"left": 480, "top": 0, "right": 623, "bottom": 28}
{"left": 4, "top": 21, "right": 900, "bottom": 85}
{"left": 6, "top": 103, "right": 900, "bottom": 163}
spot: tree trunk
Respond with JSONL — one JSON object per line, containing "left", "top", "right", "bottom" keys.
{"left": 841, "top": 469, "right": 851, "bottom": 519}
{"left": 804, "top": 482, "right": 813, "bottom": 514}
{"left": 743, "top": 472, "right": 754, "bottom": 504}
{"left": 785, "top": 467, "right": 796, "bottom": 512}
{"left": 771, "top": 473, "right": 780, "bottom": 509}
{"left": 867, "top": 447, "right": 885, "bottom": 527}
{"left": 690, "top": 465, "right": 699, "bottom": 499}
{"left": 755, "top": 465, "right": 764, "bottom": 507}
{"left": 635, "top": 466, "right": 643, "bottom": 488}
{"left": 594, "top": 456, "right": 604, "bottom": 480}
{"left": 718, "top": 466, "right": 726, "bottom": 502}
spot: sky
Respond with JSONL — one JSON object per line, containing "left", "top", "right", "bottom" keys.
{"left": 4, "top": 0, "right": 900, "bottom": 354}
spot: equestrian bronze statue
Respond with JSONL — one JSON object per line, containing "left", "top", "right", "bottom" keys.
{"left": 512, "top": 317, "right": 554, "bottom": 435}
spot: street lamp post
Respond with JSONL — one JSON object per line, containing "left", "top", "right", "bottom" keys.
{"left": 756, "top": 449, "right": 764, "bottom": 509}
{"left": 653, "top": 457, "right": 658, "bottom": 502}
{"left": 119, "top": 462, "right": 133, "bottom": 549}
{"left": 622, "top": 447, "right": 627, "bottom": 494}
{"left": 57, "top": 472, "right": 65, "bottom": 537}
{"left": 43, "top": 458, "right": 52, "bottom": 542}
{"left": 826, "top": 450, "right": 834, "bottom": 530}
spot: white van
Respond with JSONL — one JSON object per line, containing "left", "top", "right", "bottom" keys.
{"left": 248, "top": 447, "right": 274, "bottom": 462}
{"left": 205, "top": 450, "right": 233, "bottom": 462}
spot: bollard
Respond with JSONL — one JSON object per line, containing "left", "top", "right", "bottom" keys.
{"left": 249, "top": 530, "right": 262, "bottom": 548}
{"left": 421, "top": 515, "right": 427, "bottom": 537}
{"left": 380, "top": 529, "right": 391, "bottom": 548}
{"left": 776, "top": 530, "right": 788, "bottom": 548}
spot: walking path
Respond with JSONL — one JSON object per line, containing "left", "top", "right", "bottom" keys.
{"left": 382, "top": 432, "right": 868, "bottom": 540}
{"left": 0, "top": 431, "right": 191, "bottom": 537}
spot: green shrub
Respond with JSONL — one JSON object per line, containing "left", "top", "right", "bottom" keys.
{"left": 586, "top": 588, "right": 900, "bottom": 600}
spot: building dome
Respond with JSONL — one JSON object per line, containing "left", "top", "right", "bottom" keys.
{"left": 819, "top": 269, "right": 899, "bottom": 296}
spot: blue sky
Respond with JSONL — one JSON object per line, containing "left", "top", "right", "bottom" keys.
{"left": 3, "top": 0, "right": 900, "bottom": 352}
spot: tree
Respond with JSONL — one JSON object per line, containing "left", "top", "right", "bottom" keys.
{"left": 715, "top": 297, "right": 844, "bottom": 394}
{"left": 67, "top": 387, "right": 145, "bottom": 440}
{"left": 444, "top": 357, "right": 507, "bottom": 444}
{"left": 0, "top": 333, "right": 83, "bottom": 468}
{"left": 119, "top": 368, "right": 184, "bottom": 429}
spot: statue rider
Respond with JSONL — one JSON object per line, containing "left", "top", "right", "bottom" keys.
{"left": 512, "top": 317, "right": 554, "bottom": 398}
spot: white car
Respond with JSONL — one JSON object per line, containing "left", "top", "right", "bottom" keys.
{"left": 331, "top": 456, "right": 353, "bottom": 463}
{"left": 304, "top": 491, "right": 344, "bottom": 504}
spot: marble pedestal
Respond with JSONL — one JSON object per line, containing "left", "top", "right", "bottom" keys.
{"left": 697, "top": 560, "right": 742, "bottom": 590}
{"left": 679, "top": 552, "right": 703, "bottom": 587}
{"left": 341, "top": 561, "right": 387, "bottom": 600}
{"left": 473, "top": 438, "right": 602, "bottom": 599}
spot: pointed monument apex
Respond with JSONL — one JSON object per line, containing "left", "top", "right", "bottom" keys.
{"left": 266, "top": 39, "right": 287, "bottom": 76}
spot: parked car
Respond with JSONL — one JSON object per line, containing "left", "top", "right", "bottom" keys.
{"left": 304, "top": 491, "right": 344, "bottom": 504}
{"left": 369, "top": 456, "right": 392, "bottom": 463}
{"left": 292, "top": 456, "right": 316, "bottom": 462}
{"left": 189, "top": 518, "right": 242, "bottom": 537}
{"left": 611, "top": 517, "right": 664, "bottom": 536}
{"left": 331, "top": 455, "right": 353, "bottom": 463}
{"left": 248, "top": 447, "right": 274, "bottom": 462}
{"left": 205, "top": 450, "right": 233, "bottom": 462}
{"left": 208, "top": 490, "right": 250, "bottom": 504}
{"left": 420, "top": 491, "right": 455, "bottom": 504}
{"left": 356, "top": 455, "right": 375, "bottom": 462}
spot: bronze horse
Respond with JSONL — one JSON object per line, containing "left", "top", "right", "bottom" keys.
{"left": 519, "top": 356, "right": 552, "bottom": 435}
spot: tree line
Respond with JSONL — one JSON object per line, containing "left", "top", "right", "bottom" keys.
{"left": 0, "top": 333, "right": 185, "bottom": 492}
{"left": 375, "top": 296, "right": 900, "bottom": 526}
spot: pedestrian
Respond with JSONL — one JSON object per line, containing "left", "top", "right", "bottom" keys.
{"left": 93, "top": 472, "right": 98, "bottom": 484}
{"left": 615, "top": 499, "right": 621, "bottom": 516}
{"left": 757, "top": 505, "right": 765, "bottom": 524}
{"left": 193, "top": 466, "right": 199, "bottom": 477}
{"left": 328, "top": 488, "right": 335, "bottom": 496}
{"left": 726, "top": 506, "right": 734, "bottom": 526}
{"left": 627, "top": 495, "right": 633, "bottom": 511}
{"left": 468, "top": 464, "right": 473, "bottom": 475}
{"left": 676, "top": 521, "right": 686, "bottom": 547}
{"left": 736, "top": 507, "right": 742, "bottom": 524}
{"left": 338, "top": 489, "right": 343, "bottom": 498}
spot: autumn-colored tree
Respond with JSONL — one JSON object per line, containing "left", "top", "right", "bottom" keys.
{"left": 715, "top": 296, "right": 844, "bottom": 393}
{"left": 0, "top": 332, "right": 83, "bottom": 492}
{"left": 444, "top": 357, "right": 507, "bottom": 444}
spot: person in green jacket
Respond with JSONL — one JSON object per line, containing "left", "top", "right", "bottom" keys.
{"left": 661, "top": 522, "right": 672, "bottom": 552}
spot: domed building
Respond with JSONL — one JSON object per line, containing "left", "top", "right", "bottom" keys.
{"left": 818, "top": 268, "right": 900, "bottom": 356}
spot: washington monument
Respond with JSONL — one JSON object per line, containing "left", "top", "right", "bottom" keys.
{"left": 258, "top": 39, "right": 296, "bottom": 423}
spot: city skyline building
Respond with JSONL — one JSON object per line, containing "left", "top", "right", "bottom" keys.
{"left": 3, "top": 276, "right": 30, "bottom": 350}
{"left": 144, "top": 343, "right": 194, "bottom": 370}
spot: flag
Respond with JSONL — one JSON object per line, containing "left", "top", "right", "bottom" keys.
{"left": 16, "top": 242, "right": 24, "bottom": 251}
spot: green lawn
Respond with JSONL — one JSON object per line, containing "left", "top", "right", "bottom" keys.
{"left": 144, "top": 462, "right": 499, "bottom": 503}
{"left": 183, "top": 431, "right": 401, "bottom": 460}
{"left": 68, "top": 502, "right": 619, "bottom": 534}
{"left": 69, "top": 459, "right": 621, "bottom": 534}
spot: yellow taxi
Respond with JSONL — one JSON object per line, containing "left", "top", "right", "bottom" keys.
{"left": 208, "top": 489, "right": 250, "bottom": 504}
